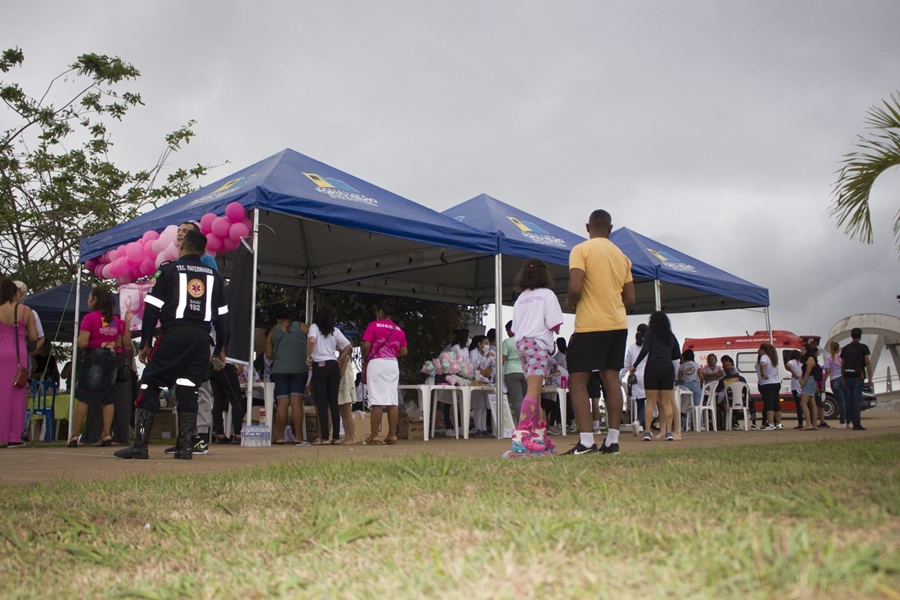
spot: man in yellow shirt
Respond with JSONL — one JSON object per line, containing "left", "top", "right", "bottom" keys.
{"left": 564, "top": 210, "right": 635, "bottom": 455}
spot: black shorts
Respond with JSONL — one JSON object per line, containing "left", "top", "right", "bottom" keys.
{"left": 644, "top": 359, "right": 676, "bottom": 391}
{"left": 567, "top": 329, "right": 628, "bottom": 374}
{"left": 141, "top": 332, "right": 211, "bottom": 390}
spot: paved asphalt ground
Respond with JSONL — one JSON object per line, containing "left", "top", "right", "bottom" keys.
{"left": 2, "top": 411, "right": 898, "bottom": 487}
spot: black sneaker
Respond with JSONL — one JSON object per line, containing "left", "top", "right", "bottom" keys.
{"left": 164, "top": 444, "right": 177, "bottom": 455}
{"left": 852, "top": 425, "right": 867, "bottom": 431}
{"left": 599, "top": 442, "right": 620, "bottom": 454}
{"left": 192, "top": 437, "right": 209, "bottom": 455}
{"left": 563, "top": 442, "right": 599, "bottom": 455}
{"left": 819, "top": 422, "right": 830, "bottom": 429}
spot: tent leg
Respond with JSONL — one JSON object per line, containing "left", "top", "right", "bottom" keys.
{"left": 494, "top": 254, "right": 503, "bottom": 439}
{"left": 68, "top": 269, "right": 82, "bottom": 441}
{"left": 654, "top": 280, "right": 662, "bottom": 312}
{"left": 246, "top": 209, "right": 260, "bottom": 427}
{"left": 765, "top": 306, "right": 773, "bottom": 344}
{"left": 305, "top": 271, "right": 313, "bottom": 324}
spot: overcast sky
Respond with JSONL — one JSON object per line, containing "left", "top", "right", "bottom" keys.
{"left": 3, "top": 1, "right": 900, "bottom": 349}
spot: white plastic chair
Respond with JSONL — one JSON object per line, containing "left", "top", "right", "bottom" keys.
{"left": 694, "top": 381, "right": 718, "bottom": 432}
{"left": 725, "top": 381, "right": 751, "bottom": 431}
{"left": 675, "top": 385, "right": 695, "bottom": 431}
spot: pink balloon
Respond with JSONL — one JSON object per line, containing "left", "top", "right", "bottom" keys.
{"left": 108, "top": 250, "right": 118, "bottom": 262}
{"left": 85, "top": 258, "right": 100, "bottom": 272}
{"left": 222, "top": 237, "right": 239, "bottom": 252}
{"left": 100, "top": 265, "right": 112, "bottom": 279}
{"left": 225, "top": 202, "right": 245, "bottom": 224}
{"left": 228, "top": 221, "right": 249, "bottom": 242}
{"left": 141, "top": 259, "right": 155, "bottom": 276}
{"left": 143, "top": 240, "right": 155, "bottom": 256}
{"left": 211, "top": 216, "right": 231, "bottom": 239}
{"left": 116, "top": 275, "right": 131, "bottom": 285}
{"left": 151, "top": 239, "right": 165, "bottom": 255}
{"left": 206, "top": 235, "right": 223, "bottom": 253}
{"left": 199, "top": 213, "right": 217, "bottom": 234}
{"left": 154, "top": 254, "right": 166, "bottom": 269}
{"left": 126, "top": 243, "right": 143, "bottom": 263}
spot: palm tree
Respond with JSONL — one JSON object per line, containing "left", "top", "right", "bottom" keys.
{"left": 831, "top": 92, "right": 900, "bottom": 253}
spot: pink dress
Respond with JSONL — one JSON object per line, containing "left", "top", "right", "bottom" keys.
{"left": 0, "top": 317, "right": 28, "bottom": 444}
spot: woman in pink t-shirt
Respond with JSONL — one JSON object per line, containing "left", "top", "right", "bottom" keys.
{"left": 69, "top": 287, "right": 123, "bottom": 447}
{"left": 361, "top": 301, "right": 408, "bottom": 445}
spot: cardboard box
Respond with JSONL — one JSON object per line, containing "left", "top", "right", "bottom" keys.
{"left": 353, "top": 411, "right": 389, "bottom": 442}
{"left": 397, "top": 414, "right": 425, "bottom": 440}
{"left": 150, "top": 408, "right": 176, "bottom": 439}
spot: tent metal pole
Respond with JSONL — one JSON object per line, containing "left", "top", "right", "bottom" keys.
{"left": 765, "top": 306, "right": 773, "bottom": 344}
{"left": 245, "top": 209, "right": 260, "bottom": 426}
{"left": 305, "top": 271, "right": 313, "bottom": 323}
{"left": 494, "top": 254, "right": 503, "bottom": 439}
{"left": 68, "top": 268, "right": 82, "bottom": 440}
{"left": 654, "top": 280, "right": 662, "bottom": 312}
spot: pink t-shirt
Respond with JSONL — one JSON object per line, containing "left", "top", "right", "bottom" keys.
{"left": 362, "top": 319, "right": 407, "bottom": 360}
{"left": 80, "top": 311, "right": 121, "bottom": 349}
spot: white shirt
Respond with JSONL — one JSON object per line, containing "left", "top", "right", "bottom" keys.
{"left": 679, "top": 360, "right": 700, "bottom": 382}
{"left": 512, "top": 288, "right": 564, "bottom": 352}
{"left": 308, "top": 323, "right": 350, "bottom": 362}
{"left": 787, "top": 359, "right": 802, "bottom": 392}
{"left": 757, "top": 355, "right": 780, "bottom": 386}
{"left": 621, "top": 342, "right": 646, "bottom": 399}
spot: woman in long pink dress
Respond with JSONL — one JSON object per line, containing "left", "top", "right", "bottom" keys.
{"left": 0, "top": 278, "right": 41, "bottom": 447}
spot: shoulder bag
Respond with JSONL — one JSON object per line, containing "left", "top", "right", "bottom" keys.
{"left": 13, "top": 303, "right": 28, "bottom": 388}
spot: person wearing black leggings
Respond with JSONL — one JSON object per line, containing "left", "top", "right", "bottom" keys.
{"left": 305, "top": 306, "right": 353, "bottom": 444}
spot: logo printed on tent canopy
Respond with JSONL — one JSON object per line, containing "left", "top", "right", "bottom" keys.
{"left": 196, "top": 175, "right": 256, "bottom": 203}
{"left": 303, "top": 172, "right": 378, "bottom": 206}
{"left": 648, "top": 248, "right": 697, "bottom": 273}
{"left": 506, "top": 216, "right": 566, "bottom": 248}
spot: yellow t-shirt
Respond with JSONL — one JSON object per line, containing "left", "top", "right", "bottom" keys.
{"left": 569, "top": 237, "right": 633, "bottom": 332}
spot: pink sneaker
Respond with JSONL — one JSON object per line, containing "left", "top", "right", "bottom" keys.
{"left": 510, "top": 428, "right": 546, "bottom": 454}
{"left": 532, "top": 421, "right": 556, "bottom": 453}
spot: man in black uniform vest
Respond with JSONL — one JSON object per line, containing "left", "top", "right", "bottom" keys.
{"left": 115, "top": 229, "right": 229, "bottom": 459}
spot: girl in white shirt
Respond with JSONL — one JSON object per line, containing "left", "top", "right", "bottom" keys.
{"left": 306, "top": 305, "right": 353, "bottom": 444}
{"left": 756, "top": 343, "right": 783, "bottom": 430}
{"left": 508, "top": 258, "right": 564, "bottom": 456}
{"left": 468, "top": 335, "right": 494, "bottom": 436}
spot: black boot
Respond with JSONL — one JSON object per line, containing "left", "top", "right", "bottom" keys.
{"left": 174, "top": 412, "right": 197, "bottom": 460}
{"left": 114, "top": 409, "right": 155, "bottom": 459}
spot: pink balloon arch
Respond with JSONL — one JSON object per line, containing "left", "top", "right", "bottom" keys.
{"left": 85, "top": 202, "right": 253, "bottom": 284}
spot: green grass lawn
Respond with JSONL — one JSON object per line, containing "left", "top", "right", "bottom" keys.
{"left": 2, "top": 436, "right": 899, "bottom": 599}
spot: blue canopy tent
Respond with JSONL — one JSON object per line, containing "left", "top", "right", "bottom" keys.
{"left": 77, "top": 149, "right": 501, "bottom": 436}
{"left": 610, "top": 227, "right": 769, "bottom": 314}
{"left": 441, "top": 193, "right": 584, "bottom": 304}
{"left": 442, "top": 194, "right": 769, "bottom": 314}
{"left": 25, "top": 283, "right": 118, "bottom": 341}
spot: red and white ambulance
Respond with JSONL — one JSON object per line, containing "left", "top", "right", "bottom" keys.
{"left": 681, "top": 330, "right": 876, "bottom": 420}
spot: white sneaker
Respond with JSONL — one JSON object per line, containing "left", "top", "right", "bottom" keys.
{"left": 567, "top": 424, "right": 578, "bottom": 433}
{"left": 631, "top": 421, "right": 641, "bottom": 437}
{"left": 445, "top": 428, "right": 457, "bottom": 437}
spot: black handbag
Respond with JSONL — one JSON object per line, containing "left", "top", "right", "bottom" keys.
{"left": 116, "top": 362, "right": 132, "bottom": 383}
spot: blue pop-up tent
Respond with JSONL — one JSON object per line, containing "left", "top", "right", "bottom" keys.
{"left": 610, "top": 227, "right": 769, "bottom": 313}
{"left": 442, "top": 194, "right": 769, "bottom": 314}
{"left": 25, "top": 283, "right": 118, "bottom": 341}
{"left": 81, "top": 148, "right": 503, "bottom": 304}
{"left": 440, "top": 193, "right": 583, "bottom": 303}
{"left": 77, "top": 149, "right": 509, "bottom": 436}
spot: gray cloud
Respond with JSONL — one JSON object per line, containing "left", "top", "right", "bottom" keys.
{"left": 3, "top": 0, "right": 899, "bottom": 341}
